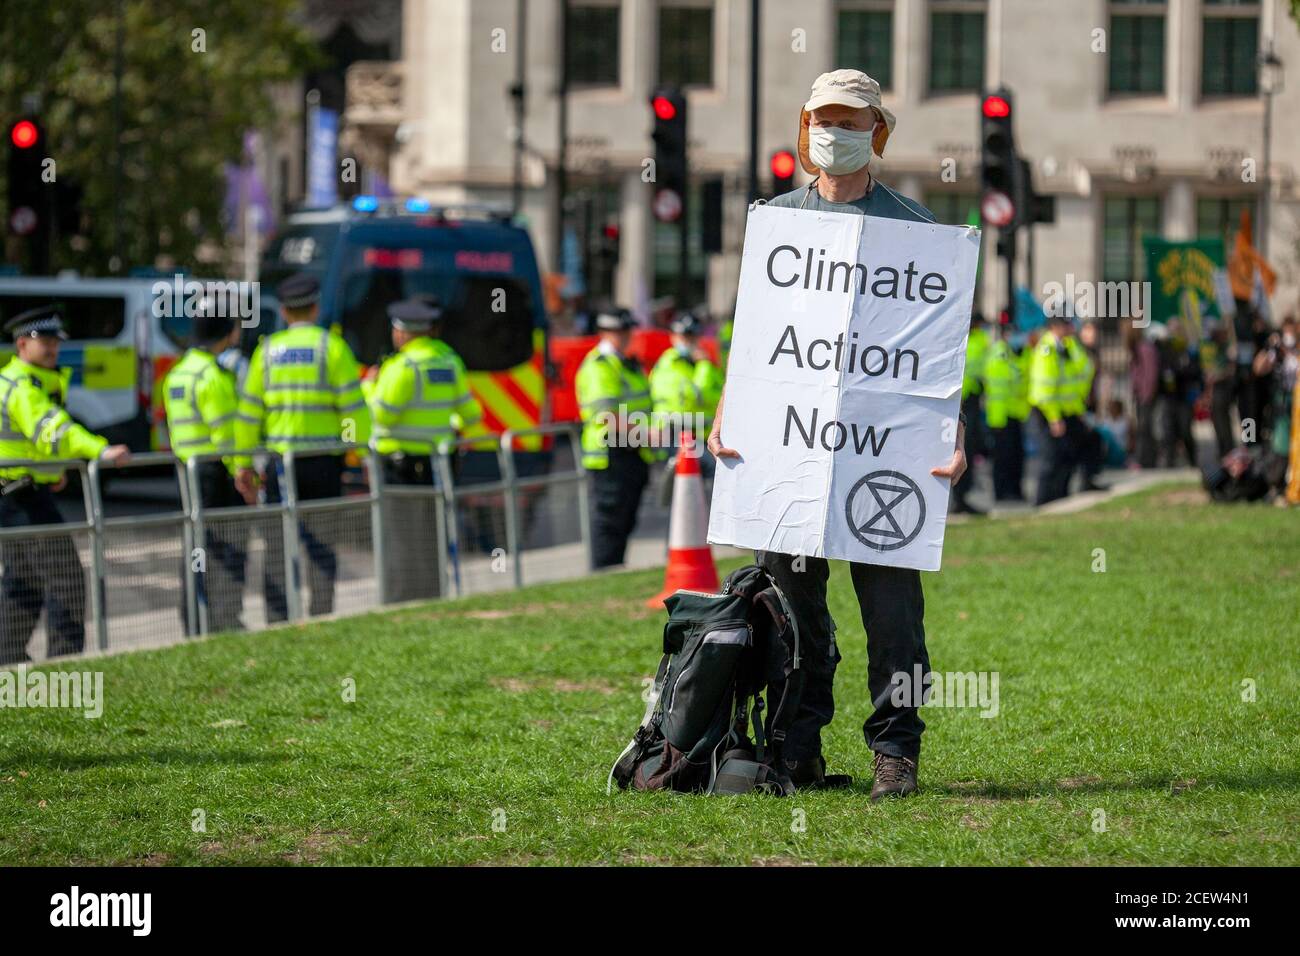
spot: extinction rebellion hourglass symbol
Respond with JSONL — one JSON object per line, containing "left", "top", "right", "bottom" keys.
{"left": 845, "top": 471, "right": 926, "bottom": 551}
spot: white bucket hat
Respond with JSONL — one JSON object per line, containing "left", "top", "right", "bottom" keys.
{"left": 797, "top": 69, "right": 896, "bottom": 174}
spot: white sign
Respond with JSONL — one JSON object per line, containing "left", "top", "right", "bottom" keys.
{"left": 707, "top": 204, "right": 981, "bottom": 572}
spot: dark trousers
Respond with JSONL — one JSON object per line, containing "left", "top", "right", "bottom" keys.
{"left": 381, "top": 456, "right": 442, "bottom": 603}
{"left": 1209, "top": 380, "right": 1236, "bottom": 458}
{"left": 591, "top": 447, "right": 649, "bottom": 569}
{"left": 0, "top": 484, "right": 85, "bottom": 662}
{"left": 1235, "top": 366, "right": 1260, "bottom": 444}
{"left": 757, "top": 551, "right": 929, "bottom": 762}
{"left": 185, "top": 462, "right": 248, "bottom": 635}
{"left": 953, "top": 393, "right": 985, "bottom": 506}
{"left": 1079, "top": 419, "right": 1105, "bottom": 481}
{"left": 263, "top": 455, "right": 343, "bottom": 620}
{"left": 1157, "top": 395, "right": 1197, "bottom": 468}
{"left": 1035, "top": 411, "right": 1079, "bottom": 505}
{"left": 1134, "top": 399, "right": 1158, "bottom": 468}
{"left": 990, "top": 418, "right": 1026, "bottom": 501}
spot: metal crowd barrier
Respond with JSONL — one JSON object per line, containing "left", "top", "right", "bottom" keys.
{"left": 499, "top": 423, "right": 591, "bottom": 589}
{"left": 88, "top": 452, "right": 191, "bottom": 652}
{"left": 0, "top": 435, "right": 593, "bottom": 659}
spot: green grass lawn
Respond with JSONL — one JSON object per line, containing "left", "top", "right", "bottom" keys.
{"left": 1, "top": 483, "right": 1296, "bottom": 866}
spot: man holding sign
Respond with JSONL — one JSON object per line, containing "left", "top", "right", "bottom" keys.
{"left": 707, "top": 71, "right": 977, "bottom": 801}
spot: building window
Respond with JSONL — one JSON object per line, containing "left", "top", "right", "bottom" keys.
{"left": 836, "top": 2, "right": 893, "bottom": 91}
{"left": 566, "top": 3, "right": 621, "bottom": 87}
{"left": 1202, "top": 0, "right": 1259, "bottom": 97}
{"left": 929, "top": 1, "right": 986, "bottom": 94}
{"left": 658, "top": 3, "right": 714, "bottom": 89}
{"left": 1102, "top": 196, "right": 1161, "bottom": 282}
{"left": 1196, "top": 196, "right": 1256, "bottom": 252}
{"left": 924, "top": 191, "right": 980, "bottom": 226}
{"left": 1109, "top": 1, "right": 1165, "bottom": 95}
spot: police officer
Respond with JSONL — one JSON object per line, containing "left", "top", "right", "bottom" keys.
{"left": 0, "top": 306, "right": 130, "bottom": 663}
{"left": 1030, "top": 313, "right": 1098, "bottom": 505}
{"left": 369, "top": 297, "right": 483, "bottom": 601}
{"left": 650, "top": 311, "right": 723, "bottom": 438}
{"left": 649, "top": 311, "right": 723, "bottom": 501}
{"left": 576, "top": 308, "right": 655, "bottom": 568}
{"left": 235, "top": 272, "right": 370, "bottom": 620}
{"left": 163, "top": 301, "right": 251, "bottom": 634}
{"left": 953, "top": 312, "right": 990, "bottom": 515}
{"left": 982, "top": 325, "right": 1030, "bottom": 502}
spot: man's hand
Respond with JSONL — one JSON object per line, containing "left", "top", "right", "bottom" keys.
{"left": 51, "top": 476, "right": 68, "bottom": 493}
{"left": 235, "top": 467, "right": 260, "bottom": 503}
{"left": 931, "top": 445, "right": 967, "bottom": 486}
{"left": 706, "top": 386, "right": 740, "bottom": 459}
{"left": 99, "top": 445, "right": 131, "bottom": 464}
{"left": 707, "top": 425, "right": 740, "bottom": 459}
{"left": 1049, "top": 418, "right": 1066, "bottom": 438}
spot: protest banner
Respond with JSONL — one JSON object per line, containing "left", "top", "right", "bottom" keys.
{"left": 707, "top": 203, "right": 981, "bottom": 571}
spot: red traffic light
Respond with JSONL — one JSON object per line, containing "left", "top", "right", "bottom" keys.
{"left": 982, "top": 95, "right": 1011, "bottom": 119}
{"left": 10, "top": 120, "right": 39, "bottom": 149}
{"left": 651, "top": 96, "right": 677, "bottom": 121}
{"left": 770, "top": 150, "right": 796, "bottom": 179}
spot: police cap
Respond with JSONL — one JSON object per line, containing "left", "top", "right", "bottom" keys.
{"left": 594, "top": 308, "right": 635, "bottom": 332}
{"left": 276, "top": 272, "right": 320, "bottom": 310}
{"left": 387, "top": 298, "right": 442, "bottom": 331}
{"left": 670, "top": 311, "right": 704, "bottom": 336}
{"left": 4, "top": 305, "right": 69, "bottom": 341}
{"left": 193, "top": 298, "right": 235, "bottom": 344}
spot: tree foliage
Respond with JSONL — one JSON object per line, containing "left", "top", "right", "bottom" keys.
{"left": 1, "top": 0, "right": 320, "bottom": 276}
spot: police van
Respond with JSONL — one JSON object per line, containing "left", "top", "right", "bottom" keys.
{"left": 260, "top": 197, "right": 550, "bottom": 453}
{"left": 0, "top": 274, "right": 281, "bottom": 452}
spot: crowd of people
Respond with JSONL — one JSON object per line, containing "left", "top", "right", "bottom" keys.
{"left": 955, "top": 300, "right": 1299, "bottom": 512}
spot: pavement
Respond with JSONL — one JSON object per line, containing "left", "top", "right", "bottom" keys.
{"left": 12, "top": 438, "right": 1208, "bottom": 664}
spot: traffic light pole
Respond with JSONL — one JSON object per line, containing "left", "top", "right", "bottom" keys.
{"left": 748, "top": 0, "right": 760, "bottom": 204}
{"left": 1004, "top": 229, "right": 1015, "bottom": 324}
{"left": 553, "top": 0, "right": 570, "bottom": 281}
{"left": 678, "top": 184, "right": 689, "bottom": 309}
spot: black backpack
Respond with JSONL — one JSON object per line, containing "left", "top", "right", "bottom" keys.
{"left": 607, "top": 565, "right": 803, "bottom": 796}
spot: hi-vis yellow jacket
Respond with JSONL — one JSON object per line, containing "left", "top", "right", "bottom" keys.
{"left": 368, "top": 336, "right": 484, "bottom": 455}
{"left": 236, "top": 323, "right": 371, "bottom": 453}
{"left": 0, "top": 357, "right": 107, "bottom": 483}
{"left": 649, "top": 347, "right": 724, "bottom": 430}
{"left": 981, "top": 339, "right": 1030, "bottom": 428}
{"left": 575, "top": 346, "right": 653, "bottom": 470}
{"left": 1029, "top": 331, "right": 1093, "bottom": 423}
{"left": 164, "top": 348, "right": 248, "bottom": 472}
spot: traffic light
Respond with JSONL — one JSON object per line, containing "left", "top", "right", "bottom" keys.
{"left": 979, "top": 90, "right": 1017, "bottom": 229}
{"left": 650, "top": 87, "right": 687, "bottom": 224}
{"left": 7, "top": 115, "right": 51, "bottom": 268}
{"left": 770, "top": 148, "right": 796, "bottom": 195}
{"left": 598, "top": 221, "right": 620, "bottom": 265}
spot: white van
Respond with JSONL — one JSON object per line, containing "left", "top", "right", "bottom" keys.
{"left": 0, "top": 275, "right": 280, "bottom": 451}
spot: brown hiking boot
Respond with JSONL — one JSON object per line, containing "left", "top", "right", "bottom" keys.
{"left": 870, "top": 752, "right": 918, "bottom": 801}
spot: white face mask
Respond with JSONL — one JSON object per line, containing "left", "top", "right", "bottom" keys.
{"left": 808, "top": 124, "right": 875, "bottom": 175}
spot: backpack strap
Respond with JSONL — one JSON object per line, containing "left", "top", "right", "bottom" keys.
{"left": 753, "top": 583, "right": 804, "bottom": 767}
{"left": 606, "top": 653, "right": 672, "bottom": 794}
{"left": 751, "top": 695, "right": 766, "bottom": 763}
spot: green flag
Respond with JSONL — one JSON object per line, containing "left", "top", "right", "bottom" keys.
{"left": 1142, "top": 237, "right": 1226, "bottom": 329}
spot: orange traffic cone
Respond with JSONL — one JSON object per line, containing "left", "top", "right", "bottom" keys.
{"left": 648, "top": 432, "right": 720, "bottom": 607}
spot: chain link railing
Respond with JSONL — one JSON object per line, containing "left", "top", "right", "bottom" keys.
{"left": 0, "top": 436, "right": 592, "bottom": 660}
